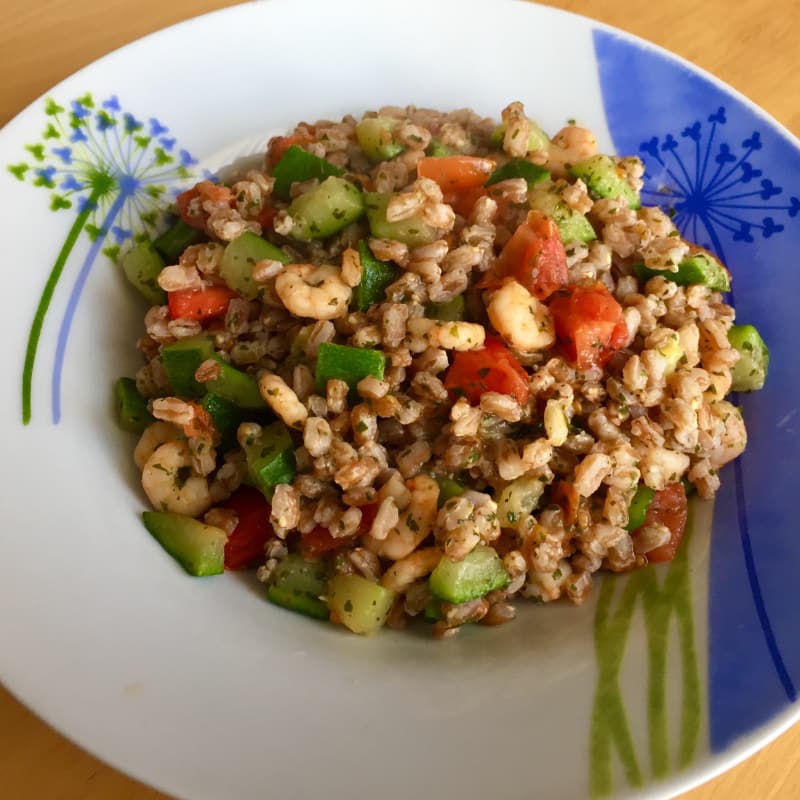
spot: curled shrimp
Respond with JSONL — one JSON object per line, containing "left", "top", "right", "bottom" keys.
{"left": 380, "top": 547, "right": 441, "bottom": 594}
{"left": 365, "top": 474, "right": 440, "bottom": 560}
{"left": 141, "top": 440, "right": 212, "bottom": 517}
{"left": 546, "top": 126, "right": 598, "bottom": 176}
{"left": 274, "top": 264, "right": 352, "bottom": 320}
{"left": 406, "top": 318, "right": 486, "bottom": 352}
{"left": 486, "top": 278, "right": 555, "bottom": 353}
{"left": 134, "top": 422, "right": 180, "bottom": 470}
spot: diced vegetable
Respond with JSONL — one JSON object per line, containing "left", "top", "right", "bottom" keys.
{"left": 121, "top": 242, "right": 166, "bottom": 305}
{"left": 528, "top": 186, "right": 596, "bottom": 244}
{"left": 436, "top": 476, "right": 466, "bottom": 508}
{"left": 626, "top": 485, "right": 655, "bottom": 532}
{"left": 490, "top": 120, "right": 550, "bottom": 153}
{"left": 271, "top": 144, "right": 343, "bottom": 201}
{"left": 478, "top": 209, "right": 568, "bottom": 300}
{"left": 142, "top": 511, "right": 226, "bottom": 577}
{"left": 426, "top": 139, "right": 452, "bottom": 157}
{"left": 267, "top": 129, "right": 316, "bottom": 170}
{"left": 548, "top": 283, "right": 627, "bottom": 370}
{"left": 634, "top": 250, "right": 731, "bottom": 292}
{"left": 728, "top": 324, "right": 769, "bottom": 392}
{"left": 161, "top": 335, "right": 215, "bottom": 398}
{"left": 444, "top": 337, "right": 530, "bottom": 405}
{"left": 221, "top": 486, "right": 274, "bottom": 570}
{"left": 202, "top": 392, "right": 251, "bottom": 452}
{"left": 287, "top": 176, "right": 365, "bottom": 241}
{"left": 497, "top": 475, "right": 546, "bottom": 527}
{"left": 352, "top": 240, "right": 400, "bottom": 312}
{"left": 416, "top": 156, "right": 495, "bottom": 192}
{"left": 424, "top": 598, "right": 444, "bottom": 621}
{"left": 220, "top": 231, "right": 290, "bottom": 299}
{"left": 327, "top": 574, "right": 396, "bottom": 634}
{"left": 271, "top": 553, "right": 328, "bottom": 596}
{"left": 315, "top": 342, "right": 386, "bottom": 395}
{"left": 365, "top": 192, "right": 438, "bottom": 247}
{"left": 175, "top": 186, "right": 207, "bottom": 231}
{"left": 298, "top": 525, "right": 358, "bottom": 559}
{"left": 355, "top": 117, "right": 405, "bottom": 162}
{"left": 428, "top": 545, "right": 510, "bottom": 604}
{"left": 485, "top": 159, "right": 549, "bottom": 188}
{"left": 205, "top": 356, "right": 266, "bottom": 410}
{"left": 569, "top": 154, "right": 641, "bottom": 209}
{"left": 153, "top": 219, "right": 205, "bottom": 263}
{"left": 167, "top": 285, "right": 238, "bottom": 322}
{"left": 114, "top": 377, "right": 154, "bottom": 433}
{"left": 638, "top": 483, "right": 688, "bottom": 563}
{"left": 267, "top": 585, "right": 330, "bottom": 620}
{"left": 427, "top": 295, "right": 465, "bottom": 321}
{"left": 242, "top": 421, "right": 297, "bottom": 498}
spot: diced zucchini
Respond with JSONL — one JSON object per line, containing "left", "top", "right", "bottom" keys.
{"left": 202, "top": 392, "right": 249, "bottom": 451}
{"left": 266, "top": 554, "right": 330, "bottom": 620}
{"left": 528, "top": 186, "right": 596, "bottom": 244}
{"left": 352, "top": 240, "right": 400, "bottom": 312}
{"left": 569, "top": 154, "right": 641, "bottom": 209}
{"left": 114, "top": 377, "right": 154, "bottom": 434}
{"left": 287, "top": 176, "right": 365, "bottom": 241}
{"left": 490, "top": 120, "right": 550, "bottom": 153}
{"left": 315, "top": 342, "right": 386, "bottom": 395}
{"left": 426, "top": 139, "right": 452, "bottom": 157}
{"left": 271, "top": 145, "right": 343, "bottom": 201}
{"left": 497, "top": 475, "right": 546, "bottom": 528}
{"left": 634, "top": 251, "right": 731, "bottom": 292}
{"left": 485, "top": 159, "right": 550, "bottom": 188}
{"left": 428, "top": 545, "right": 510, "bottom": 604}
{"left": 327, "top": 574, "right": 396, "bottom": 634}
{"left": 205, "top": 356, "right": 266, "bottom": 410}
{"left": 243, "top": 420, "right": 297, "bottom": 498}
{"left": 427, "top": 295, "right": 465, "bottom": 321}
{"left": 356, "top": 117, "right": 405, "bottom": 162}
{"left": 729, "top": 324, "right": 769, "bottom": 392}
{"left": 365, "top": 192, "right": 438, "bottom": 247}
{"left": 121, "top": 242, "right": 166, "bottom": 305}
{"left": 423, "top": 598, "right": 444, "bottom": 621}
{"left": 626, "top": 485, "right": 655, "bottom": 531}
{"left": 141, "top": 511, "right": 226, "bottom": 577}
{"left": 655, "top": 330, "right": 684, "bottom": 375}
{"left": 435, "top": 476, "right": 466, "bottom": 508}
{"left": 161, "top": 335, "right": 216, "bottom": 398}
{"left": 220, "top": 231, "right": 290, "bottom": 299}
{"left": 153, "top": 219, "right": 205, "bottom": 263}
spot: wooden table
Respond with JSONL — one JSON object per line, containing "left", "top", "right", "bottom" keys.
{"left": 1, "top": 0, "right": 798, "bottom": 797}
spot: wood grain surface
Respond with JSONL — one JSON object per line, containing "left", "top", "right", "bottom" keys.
{"left": 1, "top": 0, "right": 798, "bottom": 798}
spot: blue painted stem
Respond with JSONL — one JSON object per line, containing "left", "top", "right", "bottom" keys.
{"left": 51, "top": 189, "right": 131, "bottom": 423}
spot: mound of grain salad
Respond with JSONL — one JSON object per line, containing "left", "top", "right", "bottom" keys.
{"left": 117, "top": 101, "right": 769, "bottom": 637}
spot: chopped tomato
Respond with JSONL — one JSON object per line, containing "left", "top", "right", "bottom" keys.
{"left": 552, "top": 480, "right": 580, "bottom": 526}
{"left": 255, "top": 204, "right": 277, "bottom": 230}
{"left": 222, "top": 486, "right": 273, "bottom": 570}
{"left": 444, "top": 185, "right": 488, "bottom": 217}
{"left": 417, "top": 156, "right": 495, "bottom": 192}
{"left": 168, "top": 285, "right": 238, "bottom": 322}
{"left": 479, "top": 210, "right": 568, "bottom": 300}
{"left": 175, "top": 187, "right": 205, "bottom": 230}
{"left": 444, "top": 336, "right": 530, "bottom": 405}
{"left": 547, "top": 283, "right": 626, "bottom": 370}
{"left": 266, "top": 128, "right": 316, "bottom": 169}
{"left": 639, "top": 483, "right": 688, "bottom": 563}
{"left": 298, "top": 525, "right": 357, "bottom": 559}
{"left": 357, "top": 502, "right": 379, "bottom": 536}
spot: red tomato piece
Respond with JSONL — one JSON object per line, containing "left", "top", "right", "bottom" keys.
{"left": 298, "top": 525, "right": 357, "bottom": 559}
{"left": 444, "top": 336, "right": 530, "bottom": 405}
{"left": 479, "top": 210, "right": 568, "bottom": 300}
{"left": 222, "top": 486, "right": 273, "bottom": 570}
{"left": 176, "top": 181, "right": 234, "bottom": 230}
{"left": 417, "top": 156, "right": 495, "bottom": 192}
{"left": 443, "top": 185, "right": 488, "bottom": 218}
{"left": 547, "top": 283, "right": 625, "bottom": 370}
{"left": 168, "top": 285, "right": 238, "bottom": 322}
{"left": 266, "top": 128, "right": 316, "bottom": 169}
{"left": 641, "top": 483, "right": 689, "bottom": 563}
{"left": 175, "top": 187, "right": 205, "bottom": 230}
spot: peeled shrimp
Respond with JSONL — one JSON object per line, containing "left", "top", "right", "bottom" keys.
{"left": 486, "top": 278, "right": 555, "bottom": 353}
{"left": 546, "top": 126, "right": 598, "bottom": 176}
{"left": 274, "top": 264, "right": 352, "bottom": 320}
{"left": 134, "top": 422, "right": 179, "bottom": 470}
{"left": 380, "top": 547, "right": 441, "bottom": 594}
{"left": 141, "top": 440, "right": 212, "bottom": 517}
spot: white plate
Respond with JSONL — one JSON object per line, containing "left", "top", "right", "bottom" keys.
{"left": 2, "top": 1, "right": 800, "bottom": 798}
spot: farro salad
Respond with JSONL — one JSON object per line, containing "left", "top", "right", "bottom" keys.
{"left": 117, "top": 102, "right": 769, "bottom": 637}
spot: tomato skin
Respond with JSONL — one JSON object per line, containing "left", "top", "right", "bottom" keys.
{"left": 298, "top": 525, "right": 357, "bottom": 559}
{"left": 444, "top": 336, "right": 530, "bottom": 405}
{"left": 266, "top": 128, "right": 316, "bottom": 169}
{"left": 417, "top": 156, "right": 495, "bottom": 192}
{"left": 479, "top": 211, "right": 568, "bottom": 300}
{"left": 638, "top": 483, "right": 688, "bottom": 563}
{"left": 168, "top": 285, "right": 238, "bottom": 322}
{"left": 547, "top": 283, "right": 625, "bottom": 370}
{"left": 176, "top": 187, "right": 205, "bottom": 230}
{"left": 444, "top": 185, "right": 488, "bottom": 217}
{"left": 222, "top": 486, "right": 274, "bottom": 570}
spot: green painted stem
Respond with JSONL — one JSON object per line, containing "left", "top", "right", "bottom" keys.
{"left": 21, "top": 190, "right": 100, "bottom": 423}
